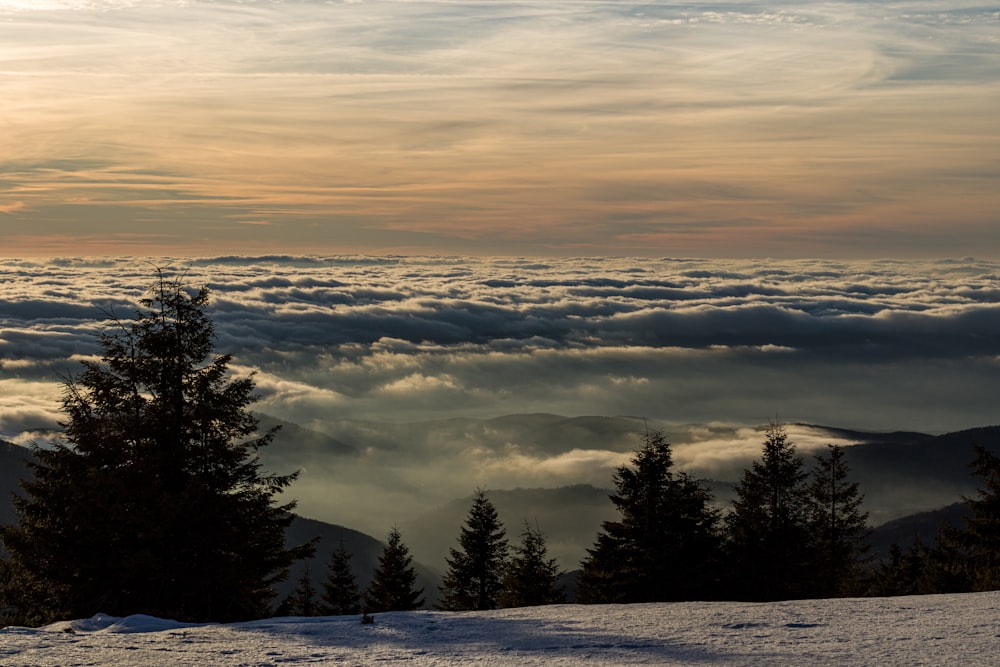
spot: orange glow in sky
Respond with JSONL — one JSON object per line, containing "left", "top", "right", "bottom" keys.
{"left": 2, "top": 0, "right": 998, "bottom": 257}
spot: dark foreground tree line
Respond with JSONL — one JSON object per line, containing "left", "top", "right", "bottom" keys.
{"left": 577, "top": 423, "right": 870, "bottom": 603}
{"left": 1, "top": 274, "right": 999, "bottom": 625}
{"left": 578, "top": 420, "right": 1000, "bottom": 603}
{"left": 865, "top": 443, "right": 1000, "bottom": 597}
{"left": 277, "top": 493, "right": 565, "bottom": 617}
{"left": 277, "top": 526, "right": 424, "bottom": 617}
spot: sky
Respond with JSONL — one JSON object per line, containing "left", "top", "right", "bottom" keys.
{"left": 2, "top": 0, "right": 999, "bottom": 257}
{"left": 4, "top": 592, "right": 1000, "bottom": 665}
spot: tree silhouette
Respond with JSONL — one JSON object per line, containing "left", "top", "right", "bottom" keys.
{"left": 278, "top": 561, "right": 320, "bottom": 617}
{"left": 322, "top": 543, "right": 361, "bottom": 615}
{"left": 577, "top": 430, "right": 721, "bottom": 603}
{"left": 725, "top": 421, "right": 810, "bottom": 601}
{"left": 365, "top": 527, "right": 424, "bottom": 612}
{"left": 806, "top": 444, "right": 871, "bottom": 597}
{"left": 0, "top": 558, "right": 11, "bottom": 616}
{"left": 933, "top": 444, "right": 1000, "bottom": 592}
{"left": 870, "top": 537, "right": 933, "bottom": 597}
{"left": 0, "top": 272, "right": 312, "bottom": 625}
{"left": 501, "top": 521, "right": 565, "bottom": 607}
{"left": 439, "top": 489, "right": 508, "bottom": 611}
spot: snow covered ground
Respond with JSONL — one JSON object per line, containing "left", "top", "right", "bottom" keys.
{"left": 3, "top": 592, "right": 999, "bottom": 666}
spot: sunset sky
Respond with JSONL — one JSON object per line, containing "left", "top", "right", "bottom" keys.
{"left": 2, "top": 0, "right": 998, "bottom": 257}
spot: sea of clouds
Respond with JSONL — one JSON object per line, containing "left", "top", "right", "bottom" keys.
{"left": 3, "top": 255, "right": 999, "bottom": 439}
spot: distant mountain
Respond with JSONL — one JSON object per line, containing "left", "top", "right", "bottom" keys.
{"left": 808, "top": 424, "right": 1000, "bottom": 524}
{"left": 868, "top": 503, "right": 971, "bottom": 562}
{"left": 273, "top": 414, "right": 1000, "bottom": 532}
{"left": 481, "top": 413, "right": 649, "bottom": 455}
{"left": 255, "top": 413, "right": 358, "bottom": 466}
{"left": 801, "top": 425, "right": 935, "bottom": 446}
{"left": 832, "top": 425, "right": 1000, "bottom": 487}
{"left": 307, "top": 412, "right": 650, "bottom": 461}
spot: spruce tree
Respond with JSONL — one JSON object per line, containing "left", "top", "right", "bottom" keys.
{"left": 439, "top": 489, "right": 508, "bottom": 611}
{"left": 805, "top": 444, "right": 871, "bottom": 597}
{"left": 933, "top": 444, "right": 1000, "bottom": 591}
{"left": 365, "top": 527, "right": 424, "bottom": 612}
{"left": 500, "top": 521, "right": 565, "bottom": 608}
{"left": 0, "top": 272, "right": 312, "bottom": 625}
{"left": 0, "top": 556, "right": 10, "bottom": 618}
{"left": 321, "top": 543, "right": 361, "bottom": 615}
{"left": 725, "top": 421, "right": 810, "bottom": 601}
{"left": 870, "top": 537, "right": 933, "bottom": 597}
{"left": 577, "top": 430, "right": 721, "bottom": 603}
{"left": 280, "top": 562, "right": 320, "bottom": 617}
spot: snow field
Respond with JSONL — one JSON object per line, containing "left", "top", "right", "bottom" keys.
{"left": 2, "top": 592, "right": 999, "bottom": 666}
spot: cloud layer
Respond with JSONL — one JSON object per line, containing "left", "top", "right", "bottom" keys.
{"left": 2, "top": 256, "right": 998, "bottom": 438}
{"left": 2, "top": 0, "right": 999, "bottom": 256}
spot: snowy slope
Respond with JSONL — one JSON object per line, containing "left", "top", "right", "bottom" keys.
{"left": 3, "top": 592, "right": 1000, "bottom": 666}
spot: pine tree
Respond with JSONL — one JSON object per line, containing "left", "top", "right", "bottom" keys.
{"left": 500, "top": 521, "right": 565, "bottom": 608}
{"left": 725, "top": 421, "right": 810, "bottom": 601}
{"left": 577, "top": 430, "right": 721, "bottom": 603}
{"left": 365, "top": 527, "right": 424, "bottom": 613}
{"left": 933, "top": 444, "right": 1000, "bottom": 592}
{"left": 0, "top": 272, "right": 312, "bottom": 625}
{"left": 870, "top": 537, "right": 933, "bottom": 596}
{"left": 321, "top": 543, "right": 361, "bottom": 615}
{"left": 0, "top": 556, "right": 10, "bottom": 617}
{"left": 439, "top": 489, "right": 508, "bottom": 611}
{"left": 280, "top": 562, "right": 320, "bottom": 617}
{"left": 805, "top": 444, "right": 871, "bottom": 597}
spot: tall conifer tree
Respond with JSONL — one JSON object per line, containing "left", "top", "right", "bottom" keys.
{"left": 805, "top": 444, "right": 871, "bottom": 597}
{"left": 279, "top": 562, "right": 320, "bottom": 617}
{"left": 322, "top": 543, "right": 362, "bottom": 615}
{"left": 725, "top": 421, "right": 810, "bottom": 601}
{"left": 577, "top": 430, "right": 721, "bottom": 603}
{"left": 439, "top": 489, "right": 508, "bottom": 611}
{"left": 934, "top": 444, "right": 1000, "bottom": 591}
{"left": 0, "top": 272, "right": 312, "bottom": 625}
{"left": 365, "top": 527, "right": 424, "bottom": 612}
{"left": 870, "top": 538, "right": 934, "bottom": 597}
{"left": 501, "top": 521, "right": 565, "bottom": 608}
